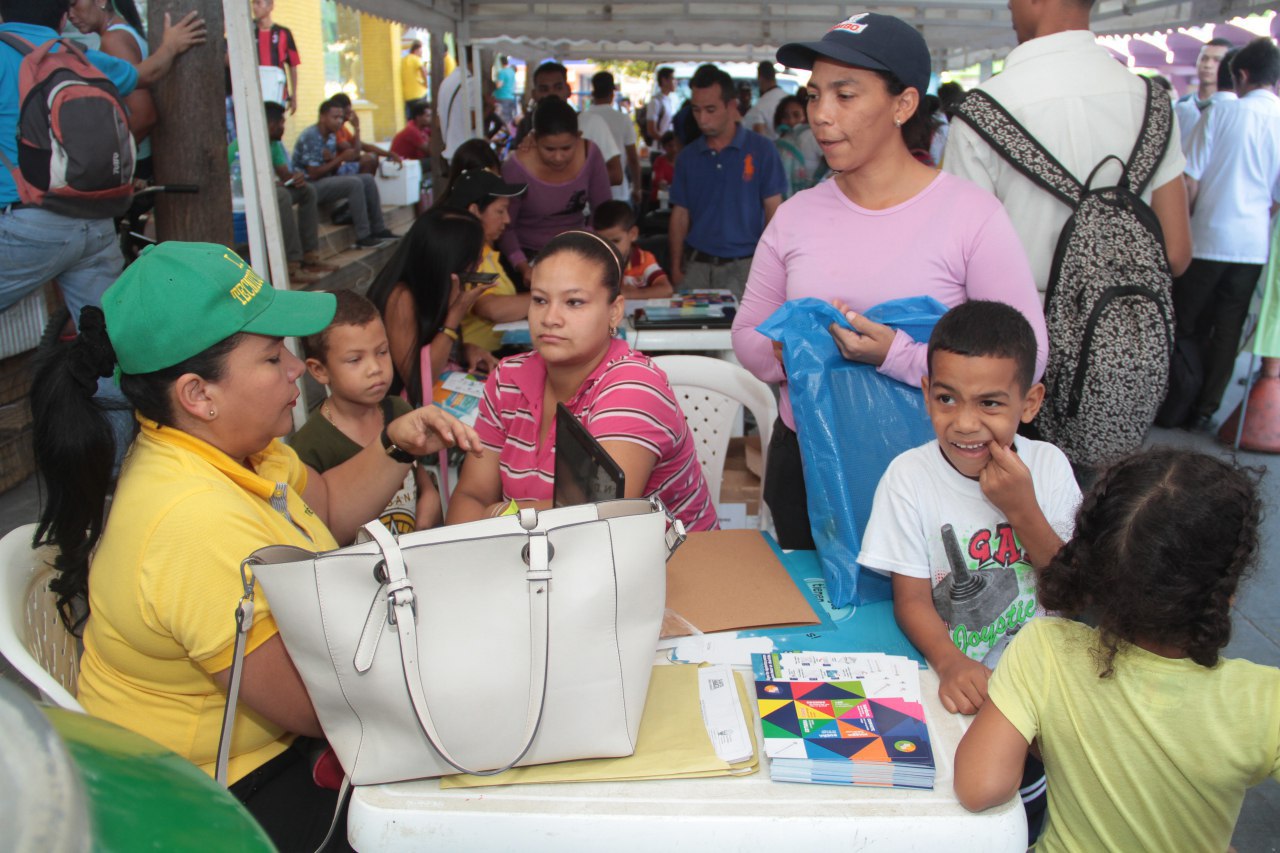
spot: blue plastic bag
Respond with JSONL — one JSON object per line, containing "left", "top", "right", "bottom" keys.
{"left": 757, "top": 296, "right": 947, "bottom": 608}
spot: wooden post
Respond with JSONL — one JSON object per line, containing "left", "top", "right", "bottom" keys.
{"left": 147, "top": 0, "right": 234, "bottom": 245}
{"left": 428, "top": 28, "right": 448, "bottom": 195}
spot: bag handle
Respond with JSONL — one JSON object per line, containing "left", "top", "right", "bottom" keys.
{"left": 363, "top": 519, "right": 553, "bottom": 776}
{"left": 216, "top": 557, "right": 259, "bottom": 786}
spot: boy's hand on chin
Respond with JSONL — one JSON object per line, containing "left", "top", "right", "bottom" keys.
{"left": 979, "top": 440, "right": 1036, "bottom": 519}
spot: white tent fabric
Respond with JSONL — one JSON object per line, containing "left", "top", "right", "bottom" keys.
{"left": 332, "top": 0, "right": 1277, "bottom": 69}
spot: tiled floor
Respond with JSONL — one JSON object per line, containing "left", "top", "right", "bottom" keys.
{"left": 1, "top": 426, "right": 1277, "bottom": 849}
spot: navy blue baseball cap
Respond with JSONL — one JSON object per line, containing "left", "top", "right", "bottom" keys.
{"left": 777, "top": 13, "right": 932, "bottom": 96}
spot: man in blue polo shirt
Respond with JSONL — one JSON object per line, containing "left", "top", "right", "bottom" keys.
{"left": 669, "top": 64, "right": 785, "bottom": 298}
{"left": 1, "top": 0, "right": 203, "bottom": 453}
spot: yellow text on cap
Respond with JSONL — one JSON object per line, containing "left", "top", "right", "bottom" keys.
{"left": 225, "top": 248, "right": 266, "bottom": 306}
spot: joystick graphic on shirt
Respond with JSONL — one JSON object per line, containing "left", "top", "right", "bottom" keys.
{"left": 932, "top": 523, "right": 1020, "bottom": 634}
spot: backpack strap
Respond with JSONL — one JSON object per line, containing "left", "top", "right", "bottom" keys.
{"left": 0, "top": 32, "right": 33, "bottom": 56}
{"left": 1124, "top": 75, "right": 1174, "bottom": 197}
{"left": 953, "top": 89, "right": 1083, "bottom": 209}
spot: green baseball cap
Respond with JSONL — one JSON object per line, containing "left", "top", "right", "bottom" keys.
{"left": 103, "top": 242, "right": 337, "bottom": 375}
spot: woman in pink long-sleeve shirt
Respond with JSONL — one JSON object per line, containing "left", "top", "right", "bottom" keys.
{"left": 734, "top": 19, "right": 1048, "bottom": 549}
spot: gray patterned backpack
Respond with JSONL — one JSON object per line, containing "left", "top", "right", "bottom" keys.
{"left": 955, "top": 77, "right": 1174, "bottom": 468}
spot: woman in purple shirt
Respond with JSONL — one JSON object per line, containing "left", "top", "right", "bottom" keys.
{"left": 499, "top": 97, "right": 612, "bottom": 287}
{"left": 732, "top": 15, "right": 1048, "bottom": 549}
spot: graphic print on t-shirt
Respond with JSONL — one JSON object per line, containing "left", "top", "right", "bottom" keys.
{"left": 558, "top": 189, "right": 588, "bottom": 216}
{"left": 932, "top": 522, "right": 1037, "bottom": 666}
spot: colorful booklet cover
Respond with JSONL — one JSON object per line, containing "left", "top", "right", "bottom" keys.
{"left": 431, "top": 371, "right": 485, "bottom": 426}
{"left": 753, "top": 651, "right": 934, "bottom": 789}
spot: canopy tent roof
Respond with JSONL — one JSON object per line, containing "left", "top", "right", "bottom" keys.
{"left": 336, "top": 0, "right": 1277, "bottom": 70}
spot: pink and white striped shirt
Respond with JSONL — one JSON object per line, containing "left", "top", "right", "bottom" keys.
{"left": 474, "top": 339, "right": 719, "bottom": 531}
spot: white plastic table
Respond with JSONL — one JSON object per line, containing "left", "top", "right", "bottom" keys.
{"left": 346, "top": 666, "right": 1025, "bottom": 852}
{"left": 624, "top": 319, "right": 735, "bottom": 361}
{"left": 495, "top": 309, "right": 736, "bottom": 362}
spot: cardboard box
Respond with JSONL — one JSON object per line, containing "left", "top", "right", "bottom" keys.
{"left": 662, "top": 530, "right": 819, "bottom": 637}
{"left": 376, "top": 158, "right": 423, "bottom": 206}
{"left": 718, "top": 435, "right": 762, "bottom": 529}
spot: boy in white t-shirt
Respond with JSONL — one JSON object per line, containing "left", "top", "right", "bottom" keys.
{"left": 859, "top": 300, "right": 1080, "bottom": 712}
{"left": 859, "top": 301, "right": 1079, "bottom": 841}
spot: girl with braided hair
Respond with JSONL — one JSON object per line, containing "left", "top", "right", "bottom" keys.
{"left": 954, "top": 447, "right": 1280, "bottom": 851}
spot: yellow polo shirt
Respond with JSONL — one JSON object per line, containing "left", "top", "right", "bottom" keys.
{"left": 461, "top": 244, "right": 519, "bottom": 352}
{"left": 401, "top": 52, "right": 427, "bottom": 102}
{"left": 78, "top": 418, "right": 339, "bottom": 784}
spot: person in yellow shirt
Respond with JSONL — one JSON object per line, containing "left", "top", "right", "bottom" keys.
{"left": 401, "top": 39, "right": 428, "bottom": 121}
{"left": 444, "top": 169, "right": 531, "bottom": 354}
{"left": 954, "top": 448, "right": 1280, "bottom": 851}
{"left": 30, "top": 242, "right": 480, "bottom": 851}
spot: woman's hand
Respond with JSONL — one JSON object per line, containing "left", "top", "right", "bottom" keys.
{"left": 829, "top": 299, "right": 895, "bottom": 366}
{"left": 464, "top": 343, "right": 499, "bottom": 376}
{"left": 158, "top": 10, "right": 207, "bottom": 56}
{"left": 445, "top": 274, "right": 497, "bottom": 327}
{"left": 516, "top": 261, "right": 533, "bottom": 288}
{"left": 386, "top": 406, "right": 483, "bottom": 458}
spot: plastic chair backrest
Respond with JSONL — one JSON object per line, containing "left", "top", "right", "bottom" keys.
{"left": 0, "top": 524, "right": 82, "bottom": 711}
{"left": 652, "top": 355, "right": 777, "bottom": 528}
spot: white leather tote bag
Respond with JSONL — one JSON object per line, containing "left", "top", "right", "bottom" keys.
{"left": 227, "top": 498, "right": 683, "bottom": 786}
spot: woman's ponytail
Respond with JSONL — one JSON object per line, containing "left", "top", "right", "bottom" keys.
{"left": 31, "top": 307, "right": 119, "bottom": 633}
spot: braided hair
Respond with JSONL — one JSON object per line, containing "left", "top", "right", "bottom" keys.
{"left": 1038, "top": 447, "right": 1262, "bottom": 677}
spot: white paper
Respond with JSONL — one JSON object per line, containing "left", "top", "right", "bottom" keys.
{"left": 698, "top": 664, "right": 753, "bottom": 764}
{"left": 673, "top": 634, "right": 774, "bottom": 667}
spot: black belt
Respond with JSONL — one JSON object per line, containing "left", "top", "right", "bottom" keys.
{"left": 1, "top": 202, "right": 26, "bottom": 214}
{"left": 686, "top": 248, "right": 752, "bottom": 265}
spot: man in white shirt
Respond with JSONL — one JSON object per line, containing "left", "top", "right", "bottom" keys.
{"left": 647, "top": 67, "right": 676, "bottom": 141}
{"left": 437, "top": 59, "right": 475, "bottom": 162}
{"left": 1174, "top": 37, "right": 1280, "bottom": 429}
{"left": 1184, "top": 47, "right": 1239, "bottom": 145}
{"left": 1175, "top": 38, "right": 1233, "bottom": 150}
{"left": 586, "top": 71, "right": 642, "bottom": 205}
{"left": 743, "top": 61, "right": 788, "bottom": 140}
{"left": 943, "top": 0, "right": 1191, "bottom": 296}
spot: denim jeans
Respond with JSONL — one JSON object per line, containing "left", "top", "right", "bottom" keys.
{"left": 0, "top": 206, "right": 134, "bottom": 464}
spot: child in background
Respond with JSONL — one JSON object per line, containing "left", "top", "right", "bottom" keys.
{"left": 291, "top": 290, "right": 442, "bottom": 536}
{"left": 858, "top": 301, "right": 1080, "bottom": 840}
{"left": 955, "top": 448, "right": 1280, "bottom": 851}
{"left": 593, "top": 200, "right": 674, "bottom": 300}
{"left": 650, "top": 131, "right": 678, "bottom": 207}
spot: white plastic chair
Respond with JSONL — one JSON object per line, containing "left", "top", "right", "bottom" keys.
{"left": 653, "top": 355, "right": 777, "bottom": 530}
{"left": 0, "top": 524, "right": 83, "bottom": 711}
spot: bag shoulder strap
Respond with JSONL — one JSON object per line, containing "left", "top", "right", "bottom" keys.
{"left": 0, "top": 32, "right": 33, "bottom": 56}
{"left": 1124, "top": 75, "right": 1173, "bottom": 197}
{"left": 954, "top": 89, "right": 1082, "bottom": 209}
{"left": 216, "top": 558, "right": 259, "bottom": 786}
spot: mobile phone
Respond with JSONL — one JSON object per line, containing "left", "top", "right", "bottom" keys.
{"left": 461, "top": 272, "right": 499, "bottom": 289}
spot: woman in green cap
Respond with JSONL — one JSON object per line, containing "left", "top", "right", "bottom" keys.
{"left": 31, "top": 242, "right": 481, "bottom": 850}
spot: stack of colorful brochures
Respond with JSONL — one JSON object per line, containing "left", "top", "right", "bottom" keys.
{"left": 753, "top": 651, "right": 934, "bottom": 789}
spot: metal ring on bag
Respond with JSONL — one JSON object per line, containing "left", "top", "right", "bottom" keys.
{"left": 520, "top": 542, "right": 555, "bottom": 565}
{"left": 373, "top": 560, "right": 388, "bottom": 585}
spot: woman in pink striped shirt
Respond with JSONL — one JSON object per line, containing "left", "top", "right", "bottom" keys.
{"left": 447, "top": 231, "right": 718, "bottom": 530}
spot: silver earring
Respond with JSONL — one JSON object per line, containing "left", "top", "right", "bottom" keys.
{"left": 208, "top": 409, "right": 216, "bottom": 418}
{"left": 894, "top": 118, "right": 902, "bottom": 128}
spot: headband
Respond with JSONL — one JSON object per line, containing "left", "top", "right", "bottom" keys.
{"left": 573, "top": 230, "right": 624, "bottom": 282}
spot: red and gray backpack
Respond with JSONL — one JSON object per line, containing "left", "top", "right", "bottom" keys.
{"left": 0, "top": 33, "right": 135, "bottom": 218}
